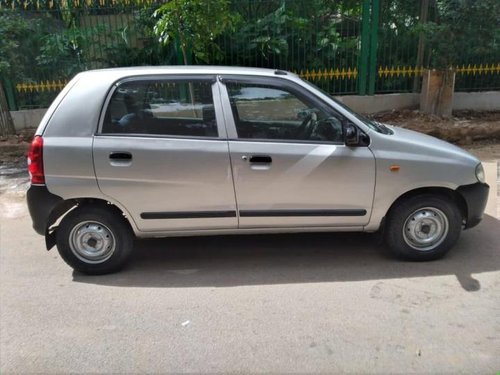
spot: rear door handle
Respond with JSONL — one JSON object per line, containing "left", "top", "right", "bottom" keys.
{"left": 249, "top": 155, "right": 272, "bottom": 164}
{"left": 109, "top": 151, "right": 132, "bottom": 166}
{"left": 109, "top": 152, "right": 132, "bottom": 160}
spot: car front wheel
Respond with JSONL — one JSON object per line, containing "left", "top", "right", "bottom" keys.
{"left": 385, "top": 194, "right": 463, "bottom": 261}
{"left": 56, "top": 205, "right": 134, "bottom": 274}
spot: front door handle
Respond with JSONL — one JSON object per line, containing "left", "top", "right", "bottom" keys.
{"left": 249, "top": 155, "right": 272, "bottom": 164}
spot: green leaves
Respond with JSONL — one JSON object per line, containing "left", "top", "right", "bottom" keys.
{"left": 422, "top": 0, "right": 500, "bottom": 69}
{"left": 153, "top": 0, "right": 234, "bottom": 64}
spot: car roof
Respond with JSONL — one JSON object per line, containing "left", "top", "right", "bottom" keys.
{"left": 79, "top": 65, "right": 298, "bottom": 80}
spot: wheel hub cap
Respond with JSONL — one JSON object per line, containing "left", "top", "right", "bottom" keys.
{"left": 403, "top": 207, "right": 449, "bottom": 251}
{"left": 69, "top": 221, "right": 116, "bottom": 264}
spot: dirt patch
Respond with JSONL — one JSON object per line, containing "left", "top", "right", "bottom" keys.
{"left": 461, "top": 141, "right": 500, "bottom": 162}
{"left": 370, "top": 110, "right": 500, "bottom": 146}
{"left": 0, "top": 129, "right": 33, "bottom": 161}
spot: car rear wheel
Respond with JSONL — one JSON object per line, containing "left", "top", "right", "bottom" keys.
{"left": 385, "top": 194, "right": 462, "bottom": 261}
{"left": 56, "top": 205, "right": 133, "bottom": 274}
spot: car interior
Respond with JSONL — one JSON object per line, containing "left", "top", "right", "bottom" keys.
{"left": 102, "top": 82, "right": 219, "bottom": 137}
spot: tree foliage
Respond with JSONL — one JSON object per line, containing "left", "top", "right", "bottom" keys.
{"left": 422, "top": 0, "right": 500, "bottom": 69}
{"left": 0, "top": 11, "right": 55, "bottom": 81}
{"left": 153, "top": 0, "right": 234, "bottom": 64}
{"left": 2, "top": 0, "right": 500, "bottom": 109}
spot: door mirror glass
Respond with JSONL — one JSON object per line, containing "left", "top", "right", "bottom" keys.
{"left": 345, "top": 123, "right": 359, "bottom": 146}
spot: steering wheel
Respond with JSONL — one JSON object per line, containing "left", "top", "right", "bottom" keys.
{"left": 302, "top": 112, "right": 318, "bottom": 140}
{"left": 295, "top": 112, "right": 317, "bottom": 139}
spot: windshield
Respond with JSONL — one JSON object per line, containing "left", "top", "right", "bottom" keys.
{"left": 302, "top": 80, "right": 393, "bottom": 135}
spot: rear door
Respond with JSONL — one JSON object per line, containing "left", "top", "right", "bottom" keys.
{"left": 93, "top": 76, "right": 238, "bottom": 232}
{"left": 219, "top": 75, "right": 376, "bottom": 228}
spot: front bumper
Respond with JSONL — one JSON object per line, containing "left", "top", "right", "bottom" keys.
{"left": 456, "top": 182, "right": 489, "bottom": 229}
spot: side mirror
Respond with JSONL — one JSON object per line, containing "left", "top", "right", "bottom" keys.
{"left": 345, "top": 123, "right": 359, "bottom": 146}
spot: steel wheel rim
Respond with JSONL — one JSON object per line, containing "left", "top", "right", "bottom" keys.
{"left": 69, "top": 221, "right": 116, "bottom": 264}
{"left": 403, "top": 207, "right": 449, "bottom": 251}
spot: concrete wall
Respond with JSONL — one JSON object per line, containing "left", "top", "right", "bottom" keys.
{"left": 9, "top": 91, "right": 500, "bottom": 129}
{"left": 11, "top": 109, "right": 46, "bottom": 131}
{"left": 337, "top": 93, "right": 420, "bottom": 114}
{"left": 453, "top": 91, "right": 500, "bottom": 111}
{"left": 339, "top": 91, "right": 500, "bottom": 114}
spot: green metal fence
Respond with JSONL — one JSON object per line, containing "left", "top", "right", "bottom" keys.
{"left": 1, "top": 0, "right": 499, "bottom": 109}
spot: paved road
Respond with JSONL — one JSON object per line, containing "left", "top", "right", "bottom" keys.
{"left": 1, "top": 194, "right": 499, "bottom": 373}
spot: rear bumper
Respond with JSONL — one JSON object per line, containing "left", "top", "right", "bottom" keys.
{"left": 456, "top": 182, "right": 489, "bottom": 229}
{"left": 27, "top": 185, "right": 63, "bottom": 235}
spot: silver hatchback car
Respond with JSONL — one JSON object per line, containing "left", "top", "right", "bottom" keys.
{"left": 27, "top": 66, "right": 489, "bottom": 274}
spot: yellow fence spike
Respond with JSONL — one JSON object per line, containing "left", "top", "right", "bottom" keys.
{"left": 13, "top": 60, "right": 499, "bottom": 98}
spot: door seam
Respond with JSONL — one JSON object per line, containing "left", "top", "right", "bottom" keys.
{"left": 214, "top": 78, "right": 241, "bottom": 227}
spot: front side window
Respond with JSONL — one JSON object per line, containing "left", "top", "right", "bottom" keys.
{"left": 102, "top": 80, "right": 218, "bottom": 137}
{"left": 226, "top": 82, "right": 343, "bottom": 143}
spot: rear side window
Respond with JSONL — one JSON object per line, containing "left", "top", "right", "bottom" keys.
{"left": 102, "top": 80, "right": 218, "bottom": 137}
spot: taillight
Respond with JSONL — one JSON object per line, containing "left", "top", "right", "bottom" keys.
{"left": 28, "top": 135, "right": 45, "bottom": 185}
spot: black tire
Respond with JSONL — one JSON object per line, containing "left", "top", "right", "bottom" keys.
{"left": 56, "top": 205, "right": 134, "bottom": 275}
{"left": 384, "top": 194, "right": 462, "bottom": 261}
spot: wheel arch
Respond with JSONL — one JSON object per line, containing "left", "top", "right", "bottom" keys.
{"left": 382, "top": 186, "right": 468, "bottom": 231}
{"left": 45, "top": 197, "right": 135, "bottom": 250}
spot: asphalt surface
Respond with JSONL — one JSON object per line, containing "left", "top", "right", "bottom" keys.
{"left": 0, "top": 164, "right": 499, "bottom": 373}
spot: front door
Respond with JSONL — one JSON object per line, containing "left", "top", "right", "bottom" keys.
{"left": 219, "top": 76, "right": 376, "bottom": 228}
{"left": 93, "top": 76, "right": 238, "bottom": 232}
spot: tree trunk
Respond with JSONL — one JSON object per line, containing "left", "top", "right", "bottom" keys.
{"left": 413, "top": 0, "right": 429, "bottom": 92}
{"left": 0, "top": 80, "right": 16, "bottom": 137}
{"left": 178, "top": 37, "right": 198, "bottom": 118}
{"left": 420, "top": 69, "right": 455, "bottom": 117}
